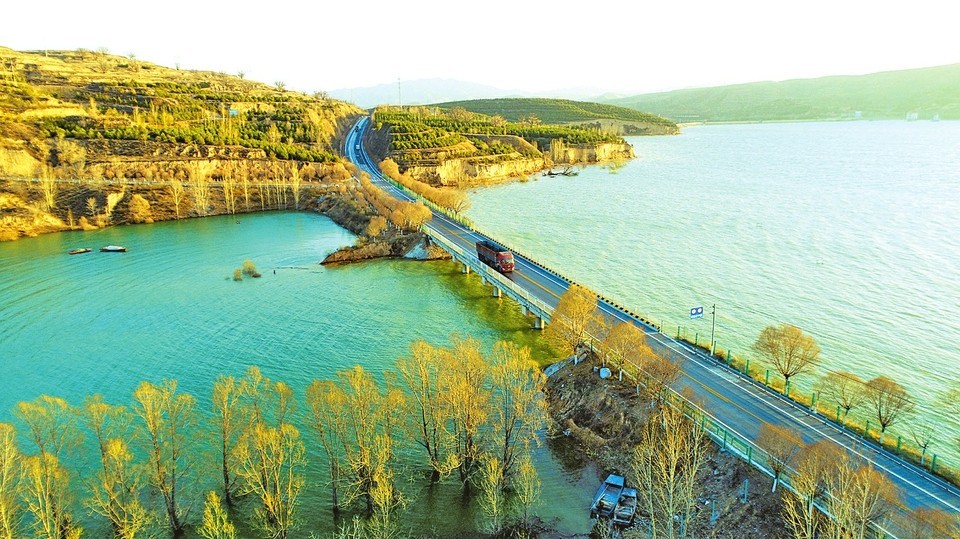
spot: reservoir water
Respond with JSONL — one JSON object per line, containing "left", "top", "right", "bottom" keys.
{"left": 467, "top": 120, "right": 960, "bottom": 468}
{"left": 0, "top": 212, "right": 592, "bottom": 537}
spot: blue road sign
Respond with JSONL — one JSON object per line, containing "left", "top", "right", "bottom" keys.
{"left": 690, "top": 306, "right": 704, "bottom": 319}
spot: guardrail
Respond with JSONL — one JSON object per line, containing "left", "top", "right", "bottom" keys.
{"left": 424, "top": 225, "right": 552, "bottom": 323}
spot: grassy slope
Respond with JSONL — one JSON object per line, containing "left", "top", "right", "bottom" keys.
{"left": 0, "top": 47, "right": 362, "bottom": 166}
{"left": 607, "top": 63, "right": 960, "bottom": 122}
{"left": 433, "top": 97, "right": 677, "bottom": 127}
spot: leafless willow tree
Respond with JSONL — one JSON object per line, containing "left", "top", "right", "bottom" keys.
{"left": 865, "top": 376, "right": 914, "bottom": 446}
{"left": 0, "top": 423, "right": 22, "bottom": 539}
{"left": 756, "top": 422, "right": 803, "bottom": 493}
{"left": 133, "top": 379, "right": 197, "bottom": 535}
{"left": 395, "top": 340, "right": 457, "bottom": 482}
{"left": 753, "top": 323, "right": 821, "bottom": 389}
{"left": 782, "top": 440, "right": 844, "bottom": 539}
{"left": 544, "top": 284, "right": 602, "bottom": 355}
{"left": 818, "top": 371, "right": 866, "bottom": 425}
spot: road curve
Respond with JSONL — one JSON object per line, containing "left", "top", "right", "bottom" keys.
{"left": 343, "top": 117, "right": 960, "bottom": 525}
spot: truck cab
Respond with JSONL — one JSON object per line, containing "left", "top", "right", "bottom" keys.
{"left": 496, "top": 252, "right": 515, "bottom": 272}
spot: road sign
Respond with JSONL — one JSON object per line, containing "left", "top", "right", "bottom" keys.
{"left": 690, "top": 306, "right": 704, "bottom": 319}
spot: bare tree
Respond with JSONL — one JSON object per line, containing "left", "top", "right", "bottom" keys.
{"left": 823, "top": 457, "right": 900, "bottom": 539}
{"left": 15, "top": 396, "right": 82, "bottom": 538}
{"left": 235, "top": 422, "right": 305, "bottom": 539}
{"left": 288, "top": 163, "right": 303, "bottom": 210}
{"left": 211, "top": 375, "right": 244, "bottom": 506}
{"left": 305, "top": 380, "right": 348, "bottom": 513}
{"left": 818, "top": 371, "right": 866, "bottom": 425}
{"left": 197, "top": 491, "right": 237, "bottom": 539}
{"left": 441, "top": 336, "right": 490, "bottom": 485}
{"left": 782, "top": 440, "right": 843, "bottom": 539}
{"left": 478, "top": 456, "right": 504, "bottom": 535}
{"left": 756, "top": 422, "right": 803, "bottom": 492}
{"left": 899, "top": 508, "right": 960, "bottom": 539}
{"left": 168, "top": 179, "right": 185, "bottom": 219}
{"left": 0, "top": 423, "right": 22, "bottom": 539}
{"left": 543, "top": 284, "right": 602, "bottom": 355}
{"left": 488, "top": 341, "right": 547, "bottom": 487}
{"left": 133, "top": 379, "right": 197, "bottom": 535}
{"left": 753, "top": 324, "right": 821, "bottom": 389}
{"left": 864, "top": 376, "right": 914, "bottom": 446}
{"left": 87, "top": 438, "right": 150, "bottom": 538}
{"left": 395, "top": 340, "right": 456, "bottom": 482}
{"left": 631, "top": 402, "right": 708, "bottom": 539}
{"left": 513, "top": 453, "right": 541, "bottom": 530}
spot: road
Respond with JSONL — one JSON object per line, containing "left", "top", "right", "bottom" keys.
{"left": 343, "top": 117, "right": 960, "bottom": 527}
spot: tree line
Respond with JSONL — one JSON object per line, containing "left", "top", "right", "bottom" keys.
{"left": 377, "top": 159, "right": 471, "bottom": 213}
{"left": 0, "top": 337, "right": 548, "bottom": 539}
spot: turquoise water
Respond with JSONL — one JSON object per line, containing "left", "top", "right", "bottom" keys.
{"left": 467, "top": 121, "right": 960, "bottom": 465}
{"left": 0, "top": 212, "right": 592, "bottom": 536}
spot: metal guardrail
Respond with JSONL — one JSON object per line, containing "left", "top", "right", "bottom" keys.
{"left": 424, "top": 225, "right": 552, "bottom": 323}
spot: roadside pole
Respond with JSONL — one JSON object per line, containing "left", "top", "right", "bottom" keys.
{"left": 710, "top": 304, "right": 717, "bottom": 357}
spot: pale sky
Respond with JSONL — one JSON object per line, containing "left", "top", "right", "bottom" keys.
{"left": 4, "top": 0, "right": 957, "bottom": 95}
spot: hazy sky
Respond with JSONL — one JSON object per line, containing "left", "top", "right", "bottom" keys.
{"left": 5, "top": 0, "right": 957, "bottom": 95}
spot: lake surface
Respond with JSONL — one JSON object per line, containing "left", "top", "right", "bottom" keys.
{"left": 467, "top": 120, "right": 960, "bottom": 468}
{"left": 0, "top": 212, "right": 592, "bottom": 537}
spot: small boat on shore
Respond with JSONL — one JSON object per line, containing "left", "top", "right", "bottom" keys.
{"left": 68, "top": 248, "right": 92, "bottom": 255}
{"left": 100, "top": 245, "right": 127, "bottom": 252}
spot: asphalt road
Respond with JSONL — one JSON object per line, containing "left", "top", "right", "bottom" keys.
{"left": 344, "top": 117, "right": 960, "bottom": 525}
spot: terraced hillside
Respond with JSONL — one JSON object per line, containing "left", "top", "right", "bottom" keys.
{"left": 434, "top": 98, "right": 678, "bottom": 135}
{"left": 0, "top": 47, "right": 362, "bottom": 178}
{"left": 369, "top": 105, "right": 639, "bottom": 186}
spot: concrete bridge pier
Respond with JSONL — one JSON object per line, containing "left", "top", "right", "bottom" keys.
{"left": 492, "top": 286, "right": 502, "bottom": 298}
{"left": 534, "top": 316, "right": 547, "bottom": 330}
{"left": 462, "top": 263, "right": 470, "bottom": 274}
{"left": 521, "top": 305, "right": 529, "bottom": 316}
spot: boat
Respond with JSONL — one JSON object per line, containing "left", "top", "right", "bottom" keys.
{"left": 68, "top": 248, "right": 92, "bottom": 255}
{"left": 100, "top": 245, "right": 127, "bottom": 252}
{"left": 590, "top": 474, "right": 625, "bottom": 519}
{"left": 611, "top": 487, "right": 638, "bottom": 526}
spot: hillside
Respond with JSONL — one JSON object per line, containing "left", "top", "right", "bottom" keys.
{"left": 435, "top": 98, "right": 678, "bottom": 135}
{"left": 0, "top": 47, "right": 364, "bottom": 240}
{"left": 0, "top": 47, "right": 363, "bottom": 177}
{"left": 369, "top": 105, "right": 637, "bottom": 186}
{"left": 605, "top": 63, "right": 960, "bottom": 123}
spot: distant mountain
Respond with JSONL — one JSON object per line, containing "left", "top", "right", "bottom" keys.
{"left": 603, "top": 64, "right": 960, "bottom": 122}
{"left": 330, "top": 79, "right": 614, "bottom": 109}
{"left": 329, "top": 79, "right": 521, "bottom": 109}
{"left": 431, "top": 98, "right": 676, "bottom": 134}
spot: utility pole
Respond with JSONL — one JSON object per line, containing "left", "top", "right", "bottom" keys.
{"left": 397, "top": 77, "right": 402, "bottom": 109}
{"left": 710, "top": 304, "right": 717, "bottom": 357}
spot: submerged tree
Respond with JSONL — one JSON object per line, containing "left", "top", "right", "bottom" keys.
{"left": 133, "top": 379, "right": 197, "bottom": 536}
{"left": 488, "top": 341, "right": 547, "bottom": 487}
{"left": 210, "top": 375, "right": 245, "bottom": 506}
{"left": 0, "top": 423, "right": 22, "bottom": 539}
{"left": 197, "top": 491, "right": 237, "bottom": 539}
{"left": 16, "top": 395, "right": 82, "bottom": 538}
{"left": 442, "top": 336, "right": 491, "bottom": 485}
{"left": 395, "top": 340, "right": 456, "bottom": 482}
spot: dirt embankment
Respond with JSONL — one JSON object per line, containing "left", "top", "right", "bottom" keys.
{"left": 313, "top": 195, "right": 450, "bottom": 266}
{"left": 545, "top": 357, "right": 787, "bottom": 539}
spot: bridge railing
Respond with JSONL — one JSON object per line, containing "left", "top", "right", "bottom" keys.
{"left": 423, "top": 224, "right": 552, "bottom": 321}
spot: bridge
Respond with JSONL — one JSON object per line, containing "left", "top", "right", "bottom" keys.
{"left": 344, "top": 117, "right": 960, "bottom": 535}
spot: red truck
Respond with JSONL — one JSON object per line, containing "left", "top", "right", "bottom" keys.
{"left": 476, "top": 240, "right": 515, "bottom": 273}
